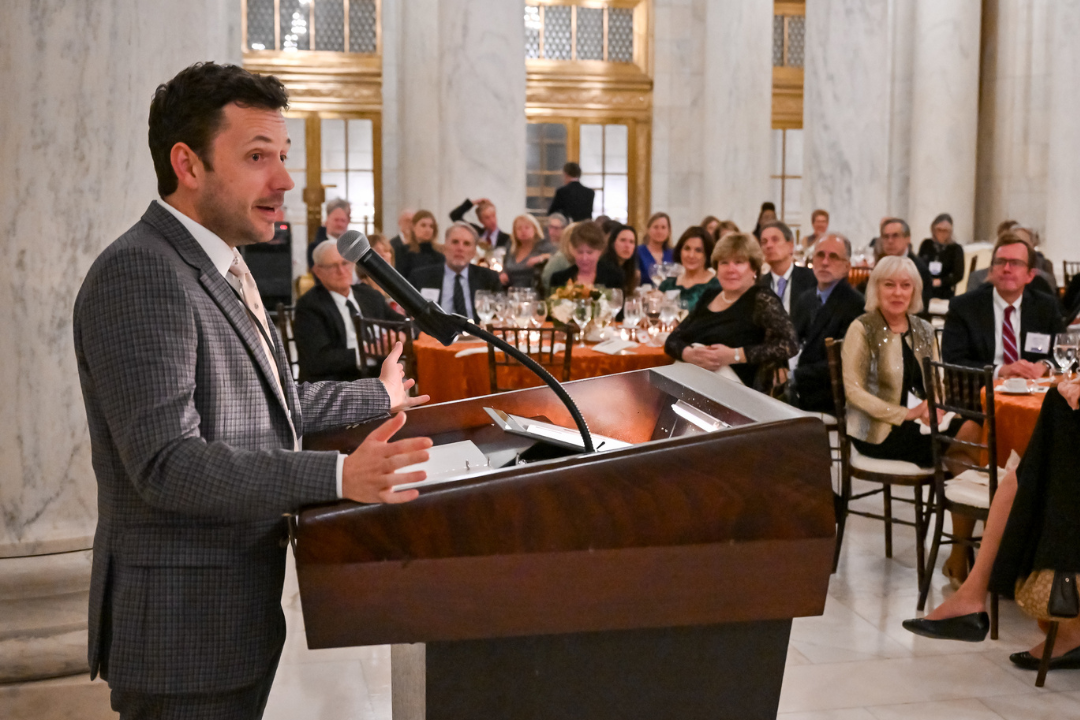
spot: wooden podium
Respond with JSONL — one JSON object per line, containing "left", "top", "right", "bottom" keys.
{"left": 296, "top": 364, "right": 835, "bottom": 720}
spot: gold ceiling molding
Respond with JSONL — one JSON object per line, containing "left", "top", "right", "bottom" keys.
{"left": 243, "top": 53, "right": 382, "bottom": 113}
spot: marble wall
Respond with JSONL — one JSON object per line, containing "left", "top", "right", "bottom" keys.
{"left": 0, "top": 0, "right": 234, "bottom": 690}
{"left": 392, "top": 0, "right": 527, "bottom": 232}
{"left": 803, "top": 0, "right": 896, "bottom": 248}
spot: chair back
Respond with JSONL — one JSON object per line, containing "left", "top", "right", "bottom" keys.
{"left": 922, "top": 358, "right": 997, "bottom": 505}
{"left": 487, "top": 325, "right": 575, "bottom": 394}
{"left": 273, "top": 303, "right": 299, "bottom": 381}
{"left": 824, "top": 338, "right": 849, "bottom": 451}
{"left": 847, "top": 266, "right": 872, "bottom": 289}
{"left": 353, "top": 316, "right": 418, "bottom": 390}
{"left": 1064, "top": 260, "right": 1080, "bottom": 287}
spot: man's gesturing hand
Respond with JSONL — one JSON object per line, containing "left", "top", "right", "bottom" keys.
{"left": 380, "top": 341, "right": 430, "bottom": 413}
{"left": 342, "top": 412, "right": 432, "bottom": 504}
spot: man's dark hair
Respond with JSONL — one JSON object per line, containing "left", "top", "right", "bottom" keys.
{"left": 993, "top": 231, "right": 1037, "bottom": 269}
{"left": 760, "top": 220, "right": 794, "bottom": 244}
{"left": 148, "top": 62, "right": 289, "bottom": 196}
{"left": 880, "top": 217, "right": 911, "bottom": 238}
{"left": 563, "top": 162, "right": 582, "bottom": 179}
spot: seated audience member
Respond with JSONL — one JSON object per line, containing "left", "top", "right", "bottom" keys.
{"left": 597, "top": 215, "right": 619, "bottom": 237}
{"left": 875, "top": 218, "right": 934, "bottom": 311}
{"left": 790, "top": 234, "right": 865, "bottom": 414}
{"left": 601, "top": 223, "right": 641, "bottom": 298}
{"left": 700, "top": 215, "right": 721, "bottom": 240}
{"left": 501, "top": 214, "right": 555, "bottom": 288}
{"left": 967, "top": 225, "right": 1058, "bottom": 296}
{"left": 801, "top": 209, "right": 829, "bottom": 251}
{"left": 394, "top": 209, "right": 444, "bottom": 281}
{"left": 903, "top": 379, "right": 1080, "bottom": 673}
{"left": 295, "top": 240, "right": 404, "bottom": 382}
{"left": 541, "top": 217, "right": 574, "bottom": 292}
{"left": 917, "top": 213, "right": 965, "bottom": 300}
{"left": 408, "top": 222, "right": 502, "bottom": 322}
{"left": 549, "top": 222, "right": 625, "bottom": 290}
{"left": 547, "top": 162, "right": 595, "bottom": 222}
{"left": 757, "top": 220, "right": 816, "bottom": 314}
{"left": 716, "top": 219, "right": 740, "bottom": 240}
{"left": 388, "top": 208, "right": 415, "bottom": 264}
{"left": 1064, "top": 272, "right": 1080, "bottom": 321}
{"left": 665, "top": 233, "right": 798, "bottom": 392}
{"left": 359, "top": 234, "right": 407, "bottom": 317}
{"left": 546, "top": 212, "right": 568, "bottom": 247}
{"left": 751, "top": 202, "right": 778, "bottom": 240}
{"left": 450, "top": 197, "right": 510, "bottom": 250}
{"left": 307, "top": 197, "right": 351, "bottom": 271}
{"left": 942, "top": 232, "right": 1064, "bottom": 379}
{"left": 658, "top": 226, "right": 719, "bottom": 311}
{"left": 637, "top": 212, "right": 674, "bottom": 286}
{"left": 841, "top": 256, "right": 984, "bottom": 468}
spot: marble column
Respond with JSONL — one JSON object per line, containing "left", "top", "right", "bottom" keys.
{"left": 394, "top": 0, "right": 526, "bottom": 228}
{"left": 1043, "top": 0, "right": 1080, "bottom": 269}
{"left": 701, "top": 0, "right": 773, "bottom": 232}
{"left": 0, "top": 0, "right": 234, "bottom": 707}
{"left": 803, "top": 0, "right": 896, "bottom": 247}
{"left": 907, "top": 0, "right": 982, "bottom": 244}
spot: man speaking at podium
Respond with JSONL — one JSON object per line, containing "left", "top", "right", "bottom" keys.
{"left": 73, "top": 62, "right": 430, "bottom": 719}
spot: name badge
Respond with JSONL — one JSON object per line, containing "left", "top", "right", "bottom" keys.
{"left": 928, "top": 261, "right": 942, "bottom": 275}
{"left": 420, "top": 288, "right": 441, "bottom": 302}
{"left": 1025, "top": 332, "right": 1051, "bottom": 355}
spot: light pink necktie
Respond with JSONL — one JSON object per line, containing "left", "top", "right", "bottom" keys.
{"left": 229, "top": 250, "right": 297, "bottom": 448}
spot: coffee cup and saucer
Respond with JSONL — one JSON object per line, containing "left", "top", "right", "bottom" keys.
{"left": 1000, "top": 378, "right": 1034, "bottom": 395}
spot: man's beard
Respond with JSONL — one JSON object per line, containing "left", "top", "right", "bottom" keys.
{"left": 196, "top": 175, "right": 280, "bottom": 246}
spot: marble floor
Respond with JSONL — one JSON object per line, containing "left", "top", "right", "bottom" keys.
{"left": 261, "top": 481, "right": 1080, "bottom": 720}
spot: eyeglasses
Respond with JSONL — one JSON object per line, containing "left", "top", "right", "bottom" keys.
{"left": 317, "top": 261, "right": 354, "bottom": 271}
{"left": 991, "top": 258, "right": 1029, "bottom": 270}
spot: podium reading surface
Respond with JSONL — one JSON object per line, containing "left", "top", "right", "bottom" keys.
{"left": 297, "top": 364, "right": 835, "bottom": 719}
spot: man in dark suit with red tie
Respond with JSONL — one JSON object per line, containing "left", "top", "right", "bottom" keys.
{"left": 73, "top": 62, "right": 431, "bottom": 719}
{"left": 942, "top": 233, "right": 1065, "bottom": 379}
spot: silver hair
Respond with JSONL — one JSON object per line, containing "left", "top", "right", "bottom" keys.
{"left": 864, "top": 255, "right": 924, "bottom": 315}
{"left": 445, "top": 221, "right": 479, "bottom": 243}
{"left": 547, "top": 212, "right": 568, "bottom": 227}
{"left": 311, "top": 239, "right": 341, "bottom": 266}
{"left": 325, "top": 197, "right": 351, "bottom": 217}
{"left": 815, "top": 233, "right": 852, "bottom": 260}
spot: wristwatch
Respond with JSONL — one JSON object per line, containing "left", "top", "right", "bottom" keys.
{"left": 734, "top": 348, "right": 742, "bottom": 363}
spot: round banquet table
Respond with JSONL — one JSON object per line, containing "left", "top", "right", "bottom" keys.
{"left": 987, "top": 379, "right": 1052, "bottom": 466}
{"left": 413, "top": 330, "right": 674, "bottom": 403}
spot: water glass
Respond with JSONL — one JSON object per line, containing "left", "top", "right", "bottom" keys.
{"left": 1054, "top": 332, "right": 1079, "bottom": 377}
{"left": 622, "top": 297, "right": 644, "bottom": 341}
{"left": 572, "top": 299, "right": 593, "bottom": 346}
{"left": 659, "top": 299, "right": 679, "bottom": 332}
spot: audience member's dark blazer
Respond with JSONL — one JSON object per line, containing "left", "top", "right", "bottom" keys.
{"left": 917, "top": 238, "right": 965, "bottom": 299}
{"left": 549, "top": 259, "right": 626, "bottom": 291}
{"left": 294, "top": 284, "right": 403, "bottom": 382}
{"left": 407, "top": 263, "right": 503, "bottom": 322}
{"left": 449, "top": 198, "right": 510, "bottom": 248}
{"left": 548, "top": 180, "right": 595, "bottom": 222}
{"left": 941, "top": 283, "right": 1065, "bottom": 369}
{"left": 394, "top": 241, "right": 445, "bottom": 282}
{"left": 756, "top": 265, "right": 817, "bottom": 315}
{"left": 1064, "top": 273, "right": 1080, "bottom": 323}
{"left": 790, "top": 280, "right": 866, "bottom": 413}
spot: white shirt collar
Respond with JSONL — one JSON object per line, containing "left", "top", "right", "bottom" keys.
{"left": 992, "top": 286, "right": 1022, "bottom": 313}
{"left": 327, "top": 287, "right": 357, "bottom": 308}
{"left": 155, "top": 199, "right": 235, "bottom": 278}
{"left": 773, "top": 263, "right": 794, "bottom": 282}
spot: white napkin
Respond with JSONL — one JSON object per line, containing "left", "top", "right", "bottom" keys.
{"left": 592, "top": 339, "right": 639, "bottom": 355}
{"left": 951, "top": 450, "right": 1021, "bottom": 486}
{"left": 453, "top": 346, "right": 490, "bottom": 358}
{"left": 460, "top": 343, "right": 565, "bottom": 358}
{"left": 918, "top": 411, "right": 956, "bottom": 435}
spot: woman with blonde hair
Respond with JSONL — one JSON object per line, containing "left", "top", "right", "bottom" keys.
{"left": 665, "top": 233, "right": 796, "bottom": 391}
{"left": 501, "top": 214, "right": 554, "bottom": 288}
{"left": 395, "top": 209, "right": 444, "bottom": 281}
{"left": 842, "top": 256, "right": 982, "bottom": 468}
{"left": 637, "top": 212, "right": 674, "bottom": 286}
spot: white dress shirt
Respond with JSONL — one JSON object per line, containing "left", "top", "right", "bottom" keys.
{"left": 440, "top": 264, "right": 474, "bottom": 319}
{"left": 156, "top": 199, "right": 347, "bottom": 496}
{"left": 992, "top": 287, "right": 1022, "bottom": 377}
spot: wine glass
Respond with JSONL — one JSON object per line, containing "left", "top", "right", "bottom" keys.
{"left": 493, "top": 294, "right": 512, "bottom": 327}
{"left": 649, "top": 263, "right": 666, "bottom": 287}
{"left": 1054, "top": 332, "right": 1079, "bottom": 378}
{"left": 659, "top": 298, "right": 679, "bottom": 332}
{"left": 475, "top": 295, "right": 496, "bottom": 328}
{"left": 676, "top": 297, "right": 690, "bottom": 323}
{"left": 622, "top": 297, "right": 643, "bottom": 342}
{"left": 572, "top": 299, "right": 593, "bottom": 347}
{"left": 644, "top": 293, "right": 664, "bottom": 346}
{"left": 531, "top": 299, "right": 549, "bottom": 329}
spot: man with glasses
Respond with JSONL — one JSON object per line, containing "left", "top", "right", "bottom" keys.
{"left": 295, "top": 239, "right": 404, "bottom": 382}
{"left": 877, "top": 217, "right": 934, "bottom": 312}
{"left": 789, "top": 234, "right": 865, "bottom": 413}
{"left": 942, "top": 233, "right": 1065, "bottom": 379}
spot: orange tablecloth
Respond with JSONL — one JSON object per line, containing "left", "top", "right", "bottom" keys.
{"left": 414, "top": 332, "right": 674, "bottom": 403}
{"left": 988, "top": 380, "right": 1049, "bottom": 466}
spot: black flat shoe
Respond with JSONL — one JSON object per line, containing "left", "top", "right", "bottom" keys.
{"left": 902, "top": 612, "right": 990, "bottom": 642}
{"left": 1010, "top": 645, "right": 1080, "bottom": 671}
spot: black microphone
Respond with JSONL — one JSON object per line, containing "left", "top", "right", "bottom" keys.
{"left": 337, "top": 230, "right": 464, "bottom": 345}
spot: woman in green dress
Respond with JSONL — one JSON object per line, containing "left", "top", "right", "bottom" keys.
{"left": 658, "top": 226, "right": 719, "bottom": 311}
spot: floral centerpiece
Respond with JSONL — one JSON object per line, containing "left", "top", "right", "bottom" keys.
{"left": 547, "top": 282, "right": 617, "bottom": 331}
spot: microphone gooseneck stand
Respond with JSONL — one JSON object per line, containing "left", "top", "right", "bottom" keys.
{"left": 439, "top": 312, "right": 595, "bottom": 454}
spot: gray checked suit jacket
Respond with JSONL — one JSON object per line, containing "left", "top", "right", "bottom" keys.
{"left": 73, "top": 202, "right": 390, "bottom": 695}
